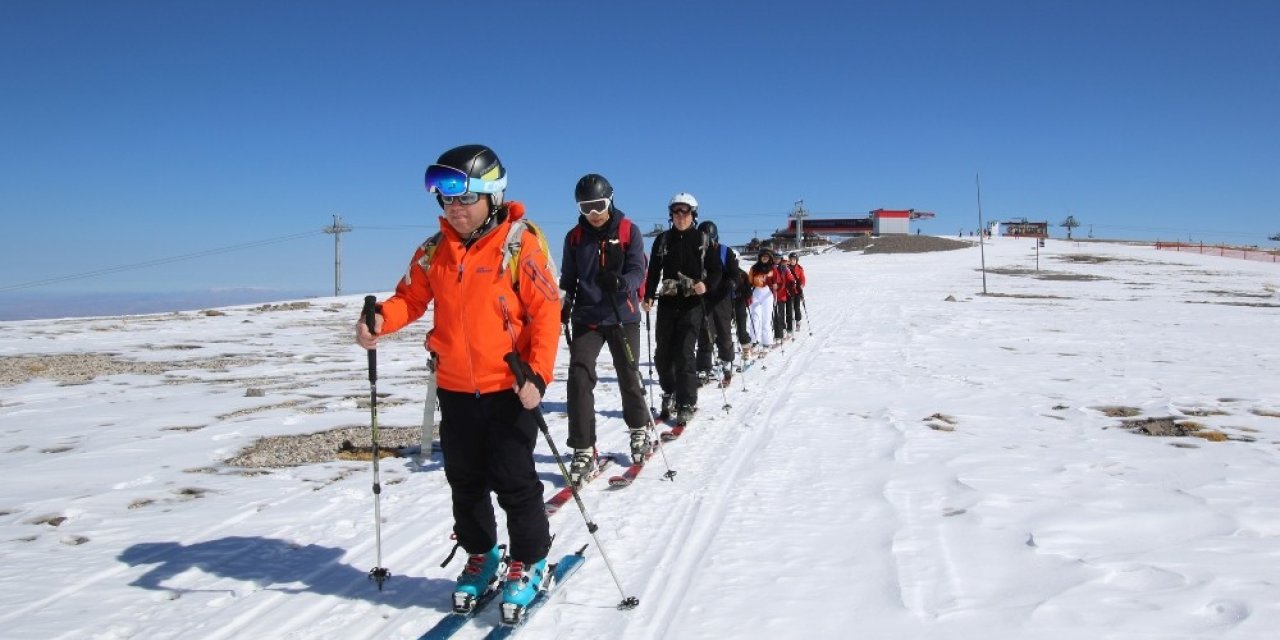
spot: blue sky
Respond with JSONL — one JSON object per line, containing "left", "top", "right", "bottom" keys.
{"left": 1, "top": 1, "right": 1277, "bottom": 309}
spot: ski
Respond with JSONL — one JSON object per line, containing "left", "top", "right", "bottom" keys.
{"left": 544, "top": 455, "right": 616, "bottom": 517}
{"left": 416, "top": 587, "right": 501, "bottom": 640}
{"left": 485, "top": 549, "right": 589, "bottom": 638}
{"left": 662, "top": 408, "right": 702, "bottom": 441}
{"left": 607, "top": 426, "right": 662, "bottom": 488}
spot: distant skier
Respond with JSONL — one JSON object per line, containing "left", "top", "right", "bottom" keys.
{"left": 746, "top": 249, "right": 778, "bottom": 355}
{"left": 774, "top": 253, "right": 797, "bottom": 341}
{"left": 694, "top": 220, "right": 740, "bottom": 385}
{"left": 788, "top": 252, "right": 806, "bottom": 325}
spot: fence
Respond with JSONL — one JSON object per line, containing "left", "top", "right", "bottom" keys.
{"left": 1155, "top": 242, "right": 1280, "bottom": 263}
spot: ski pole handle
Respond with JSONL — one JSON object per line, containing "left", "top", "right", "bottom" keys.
{"left": 362, "top": 295, "right": 378, "bottom": 383}
{"left": 504, "top": 352, "right": 527, "bottom": 387}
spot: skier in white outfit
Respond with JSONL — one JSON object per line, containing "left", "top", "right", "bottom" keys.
{"left": 746, "top": 249, "right": 778, "bottom": 354}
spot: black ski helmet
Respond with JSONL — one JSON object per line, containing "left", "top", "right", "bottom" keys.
{"left": 432, "top": 144, "right": 506, "bottom": 208}
{"left": 697, "top": 220, "right": 719, "bottom": 244}
{"left": 574, "top": 173, "right": 613, "bottom": 202}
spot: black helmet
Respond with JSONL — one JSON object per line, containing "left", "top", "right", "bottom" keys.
{"left": 429, "top": 144, "right": 506, "bottom": 207}
{"left": 697, "top": 220, "right": 719, "bottom": 244}
{"left": 574, "top": 173, "right": 613, "bottom": 202}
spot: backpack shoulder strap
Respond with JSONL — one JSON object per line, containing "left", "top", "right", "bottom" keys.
{"left": 502, "top": 219, "right": 559, "bottom": 291}
{"left": 415, "top": 232, "right": 444, "bottom": 270}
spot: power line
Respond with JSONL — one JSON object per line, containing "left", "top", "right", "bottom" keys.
{"left": 0, "top": 230, "right": 325, "bottom": 293}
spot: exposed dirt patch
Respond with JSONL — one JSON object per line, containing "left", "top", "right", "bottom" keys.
{"left": 0, "top": 354, "right": 261, "bottom": 386}
{"left": 924, "top": 413, "right": 958, "bottom": 431}
{"left": 1094, "top": 406, "right": 1142, "bottom": 417}
{"left": 835, "top": 236, "right": 972, "bottom": 253}
{"left": 28, "top": 514, "right": 67, "bottom": 527}
{"left": 1177, "top": 408, "right": 1230, "bottom": 417}
{"left": 1117, "top": 416, "right": 1235, "bottom": 442}
{"left": 226, "top": 425, "right": 426, "bottom": 468}
{"left": 1185, "top": 301, "right": 1280, "bottom": 309}
{"left": 980, "top": 292, "right": 1070, "bottom": 300}
{"left": 982, "top": 267, "right": 1108, "bottom": 281}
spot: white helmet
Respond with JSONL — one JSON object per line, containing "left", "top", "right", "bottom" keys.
{"left": 669, "top": 192, "right": 698, "bottom": 211}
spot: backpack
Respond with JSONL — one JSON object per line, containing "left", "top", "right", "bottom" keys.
{"left": 715, "top": 244, "right": 737, "bottom": 300}
{"left": 567, "top": 218, "right": 638, "bottom": 252}
{"left": 417, "top": 215, "right": 558, "bottom": 293}
{"left": 569, "top": 218, "right": 646, "bottom": 299}
{"left": 651, "top": 229, "right": 710, "bottom": 279}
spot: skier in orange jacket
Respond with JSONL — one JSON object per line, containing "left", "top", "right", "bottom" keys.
{"left": 354, "top": 144, "right": 560, "bottom": 614}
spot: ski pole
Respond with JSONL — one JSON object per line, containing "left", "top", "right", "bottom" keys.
{"left": 606, "top": 290, "right": 675, "bottom": 481}
{"left": 644, "top": 307, "right": 655, "bottom": 413}
{"left": 504, "top": 353, "right": 639, "bottom": 611}
{"left": 801, "top": 295, "right": 812, "bottom": 335}
{"left": 361, "top": 296, "right": 391, "bottom": 590}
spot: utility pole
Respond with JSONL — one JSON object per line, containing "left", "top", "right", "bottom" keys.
{"left": 323, "top": 214, "right": 352, "bottom": 296}
{"left": 791, "top": 200, "right": 808, "bottom": 251}
{"left": 976, "top": 174, "right": 988, "bottom": 295}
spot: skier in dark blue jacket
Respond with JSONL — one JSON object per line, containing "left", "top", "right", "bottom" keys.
{"left": 559, "top": 174, "right": 651, "bottom": 484}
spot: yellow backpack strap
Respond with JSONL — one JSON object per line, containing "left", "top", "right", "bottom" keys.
{"left": 502, "top": 219, "right": 559, "bottom": 291}
{"left": 415, "top": 232, "right": 443, "bottom": 270}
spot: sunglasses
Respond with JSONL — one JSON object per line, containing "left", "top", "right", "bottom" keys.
{"left": 578, "top": 198, "right": 610, "bottom": 215}
{"left": 424, "top": 164, "right": 506, "bottom": 197}
{"left": 669, "top": 207, "right": 693, "bottom": 216}
{"left": 438, "top": 192, "right": 482, "bottom": 206}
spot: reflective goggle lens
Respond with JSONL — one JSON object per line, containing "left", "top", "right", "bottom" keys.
{"left": 578, "top": 198, "right": 610, "bottom": 215}
{"left": 670, "top": 206, "right": 693, "bottom": 216}
{"left": 425, "top": 164, "right": 470, "bottom": 196}
{"left": 438, "top": 192, "right": 482, "bottom": 206}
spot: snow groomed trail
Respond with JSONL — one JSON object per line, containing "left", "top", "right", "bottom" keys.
{"left": 7, "top": 239, "right": 1280, "bottom": 639}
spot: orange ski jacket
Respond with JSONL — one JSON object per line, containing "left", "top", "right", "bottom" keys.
{"left": 377, "top": 202, "right": 561, "bottom": 395}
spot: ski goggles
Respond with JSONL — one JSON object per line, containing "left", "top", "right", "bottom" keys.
{"left": 438, "top": 192, "right": 482, "bottom": 205}
{"left": 669, "top": 206, "right": 694, "bottom": 216}
{"left": 577, "top": 198, "right": 610, "bottom": 215}
{"left": 424, "top": 164, "right": 507, "bottom": 197}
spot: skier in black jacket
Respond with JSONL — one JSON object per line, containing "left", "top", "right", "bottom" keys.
{"left": 694, "top": 220, "right": 740, "bottom": 385}
{"left": 559, "top": 174, "right": 651, "bottom": 484}
{"left": 642, "top": 192, "right": 722, "bottom": 426}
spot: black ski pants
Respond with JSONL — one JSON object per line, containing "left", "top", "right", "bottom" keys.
{"left": 566, "top": 322, "right": 648, "bottom": 449}
{"left": 733, "top": 298, "right": 751, "bottom": 346}
{"left": 774, "top": 297, "right": 795, "bottom": 339}
{"left": 696, "top": 297, "right": 735, "bottom": 370}
{"left": 654, "top": 300, "right": 704, "bottom": 408}
{"left": 438, "top": 388, "right": 550, "bottom": 565}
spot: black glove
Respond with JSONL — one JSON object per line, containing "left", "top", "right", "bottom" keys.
{"left": 560, "top": 305, "right": 571, "bottom": 325}
{"left": 516, "top": 359, "right": 547, "bottom": 396}
{"left": 595, "top": 271, "right": 624, "bottom": 292}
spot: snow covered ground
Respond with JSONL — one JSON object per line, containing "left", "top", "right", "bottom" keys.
{"left": 2, "top": 237, "right": 1278, "bottom": 639}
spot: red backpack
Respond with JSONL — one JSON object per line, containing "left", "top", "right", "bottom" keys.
{"left": 569, "top": 219, "right": 647, "bottom": 300}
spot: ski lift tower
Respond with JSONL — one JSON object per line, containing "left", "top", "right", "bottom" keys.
{"left": 791, "top": 200, "right": 808, "bottom": 251}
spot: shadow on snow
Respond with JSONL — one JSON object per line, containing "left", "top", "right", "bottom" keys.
{"left": 118, "top": 536, "right": 454, "bottom": 612}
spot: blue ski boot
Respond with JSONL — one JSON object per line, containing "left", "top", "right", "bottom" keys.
{"left": 452, "top": 544, "right": 504, "bottom": 613}
{"left": 500, "top": 557, "right": 548, "bottom": 624}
